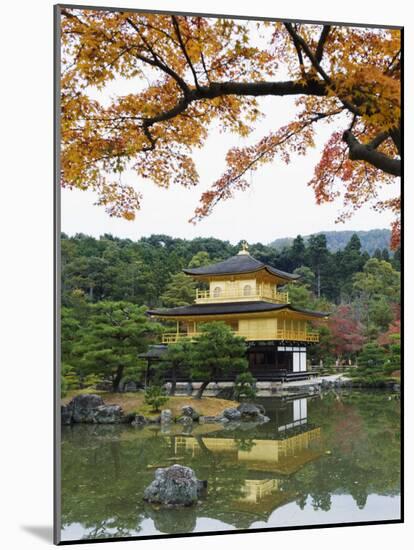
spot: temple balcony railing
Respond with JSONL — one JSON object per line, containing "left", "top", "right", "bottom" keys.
{"left": 195, "top": 288, "right": 289, "bottom": 304}
{"left": 161, "top": 328, "right": 319, "bottom": 344}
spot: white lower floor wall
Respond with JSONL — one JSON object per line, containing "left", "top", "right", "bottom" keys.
{"left": 278, "top": 346, "right": 307, "bottom": 372}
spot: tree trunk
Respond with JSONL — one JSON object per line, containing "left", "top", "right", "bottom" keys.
{"left": 169, "top": 370, "right": 177, "bottom": 396}
{"left": 194, "top": 380, "right": 209, "bottom": 399}
{"left": 112, "top": 366, "right": 124, "bottom": 392}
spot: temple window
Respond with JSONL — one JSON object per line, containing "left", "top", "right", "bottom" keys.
{"left": 243, "top": 284, "right": 252, "bottom": 296}
{"left": 213, "top": 286, "right": 222, "bottom": 298}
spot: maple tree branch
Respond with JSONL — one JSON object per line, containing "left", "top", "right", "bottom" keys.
{"left": 385, "top": 48, "right": 401, "bottom": 74}
{"left": 196, "top": 113, "right": 338, "bottom": 218}
{"left": 140, "top": 79, "right": 327, "bottom": 134}
{"left": 200, "top": 49, "right": 211, "bottom": 84}
{"left": 367, "top": 131, "right": 390, "bottom": 150}
{"left": 141, "top": 122, "right": 157, "bottom": 151}
{"left": 315, "top": 26, "right": 331, "bottom": 63}
{"left": 171, "top": 15, "right": 200, "bottom": 90}
{"left": 389, "top": 122, "right": 401, "bottom": 156}
{"left": 284, "top": 23, "right": 360, "bottom": 116}
{"left": 286, "top": 24, "right": 306, "bottom": 78}
{"left": 342, "top": 130, "right": 400, "bottom": 176}
{"left": 126, "top": 18, "right": 190, "bottom": 97}
{"left": 284, "top": 23, "right": 332, "bottom": 83}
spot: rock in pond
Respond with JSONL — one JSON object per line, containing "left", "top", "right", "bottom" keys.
{"left": 181, "top": 405, "right": 200, "bottom": 421}
{"left": 237, "top": 402, "right": 265, "bottom": 420}
{"left": 95, "top": 404, "right": 123, "bottom": 424}
{"left": 62, "top": 394, "right": 125, "bottom": 424}
{"left": 144, "top": 464, "right": 200, "bottom": 506}
{"left": 221, "top": 407, "right": 241, "bottom": 421}
{"left": 70, "top": 394, "right": 105, "bottom": 423}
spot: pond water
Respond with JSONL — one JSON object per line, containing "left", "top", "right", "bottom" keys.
{"left": 60, "top": 390, "right": 401, "bottom": 542}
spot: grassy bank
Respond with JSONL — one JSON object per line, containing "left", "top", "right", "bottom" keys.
{"left": 62, "top": 389, "right": 238, "bottom": 418}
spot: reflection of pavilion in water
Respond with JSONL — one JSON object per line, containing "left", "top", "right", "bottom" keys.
{"left": 174, "top": 398, "right": 323, "bottom": 515}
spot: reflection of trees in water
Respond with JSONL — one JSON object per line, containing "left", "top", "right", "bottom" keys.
{"left": 61, "top": 391, "right": 400, "bottom": 538}
{"left": 285, "top": 391, "right": 400, "bottom": 512}
{"left": 61, "top": 425, "right": 173, "bottom": 538}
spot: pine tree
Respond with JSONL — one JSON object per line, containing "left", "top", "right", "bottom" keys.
{"left": 191, "top": 322, "right": 248, "bottom": 398}
{"left": 161, "top": 341, "right": 193, "bottom": 395}
{"left": 74, "top": 301, "right": 161, "bottom": 391}
{"left": 160, "top": 273, "right": 196, "bottom": 308}
{"left": 306, "top": 234, "right": 329, "bottom": 298}
{"left": 290, "top": 235, "right": 306, "bottom": 268}
{"left": 357, "top": 343, "right": 387, "bottom": 370}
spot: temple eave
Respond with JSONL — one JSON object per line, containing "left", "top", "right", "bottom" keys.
{"left": 147, "top": 302, "right": 328, "bottom": 320}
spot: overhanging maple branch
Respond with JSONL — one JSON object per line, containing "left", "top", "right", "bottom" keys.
{"left": 142, "top": 79, "right": 327, "bottom": 130}
{"left": 342, "top": 130, "right": 401, "bottom": 176}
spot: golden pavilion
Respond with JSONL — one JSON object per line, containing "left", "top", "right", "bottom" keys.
{"left": 148, "top": 244, "right": 328, "bottom": 380}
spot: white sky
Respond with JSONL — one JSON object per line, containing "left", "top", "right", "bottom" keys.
{"left": 61, "top": 24, "right": 400, "bottom": 245}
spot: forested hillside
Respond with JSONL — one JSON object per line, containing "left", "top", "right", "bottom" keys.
{"left": 269, "top": 229, "right": 392, "bottom": 255}
{"left": 62, "top": 232, "right": 399, "bottom": 307}
{"left": 61, "top": 232, "right": 401, "bottom": 390}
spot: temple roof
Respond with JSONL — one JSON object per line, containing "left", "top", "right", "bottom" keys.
{"left": 183, "top": 253, "right": 299, "bottom": 282}
{"left": 147, "top": 301, "right": 327, "bottom": 318}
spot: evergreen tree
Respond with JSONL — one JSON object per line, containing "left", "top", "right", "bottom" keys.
{"left": 368, "top": 297, "right": 394, "bottom": 336}
{"left": 353, "top": 258, "right": 400, "bottom": 303}
{"left": 381, "top": 248, "right": 390, "bottom": 262}
{"left": 387, "top": 335, "right": 401, "bottom": 373}
{"left": 357, "top": 342, "right": 387, "bottom": 370}
{"left": 285, "top": 283, "right": 314, "bottom": 309}
{"left": 290, "top": 235, "right": 306, "bottom": 268}
{"left": 160, "top": 272, "right": 196, "bottom": 307}
{"left": 161, "top": 341, "right": 193, "bottom": 395}
{"left": 336, "top": 234, "right": 365, "bottom": 300}
{"left": 144, "top": 385, "right": 168, "bottom": 413}
{"left": 293, "top": 266, "right": 315, "bottom": 289}
{"left": 188, "top": 251, "right": 211, "bottom": 268}
{"left": 306, "top": 234, "right": 329, "bottom": 298}
{"left": 73, "top": 301, "right": 160, "bottom": 391}
{"left": 191, "top": 322, "right": 248, "bottom": 398}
